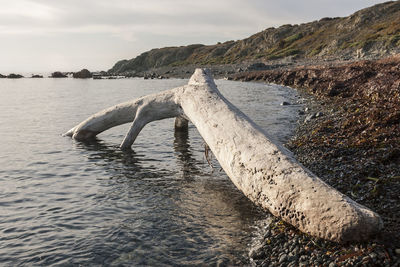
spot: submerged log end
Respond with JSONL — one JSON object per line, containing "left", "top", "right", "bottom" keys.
{"left": 174, "top": 116, "right": 189, "bottom": 132}
{"left": 63, "top": 126, "right": 98, "bottom": 140}
{"left": 72, "top": 129, "right": 99, "bottom": 141}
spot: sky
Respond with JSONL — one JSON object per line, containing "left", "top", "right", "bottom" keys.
{"left": 0, "top": 0, "right": 390, "bottom": 73}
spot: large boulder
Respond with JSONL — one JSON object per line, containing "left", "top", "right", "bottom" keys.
{"left": 73, "top": 69, "right": 92, "bottom": 78}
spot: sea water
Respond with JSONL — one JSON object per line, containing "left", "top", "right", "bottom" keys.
{"left": 0, "top": 77, "right": 300, "bottom": 266}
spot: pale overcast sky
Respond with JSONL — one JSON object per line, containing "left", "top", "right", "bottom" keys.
{"left": 0, "top": 0, "right": 389, "bottom": 73}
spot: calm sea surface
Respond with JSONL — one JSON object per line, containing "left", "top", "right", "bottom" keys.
{"left": 0, "top": 78, "right": 300, "bottom": 266}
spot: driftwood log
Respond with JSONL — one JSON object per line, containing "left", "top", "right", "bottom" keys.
{"left": 65, "top": 69, "right": 382, "bottom": 243}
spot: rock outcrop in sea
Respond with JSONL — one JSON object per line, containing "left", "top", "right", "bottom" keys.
{"left": 7, "top": 73, "right": 24, "bottom": 79}
{"left": 73, "top": 69, "right": 92, "bottom": 78}
{"left": 50, "top": 71, "right": 67, "bottom": 78}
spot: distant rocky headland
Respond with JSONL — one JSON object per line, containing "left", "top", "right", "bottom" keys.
{"left": 46, "top": 69, "right": 123, "bottom": 79}
{"left": 0, "top": 69, "right": 120, "bottom": 79}
{"left": 50, "top": 69, "right": 94, "bottom": 78}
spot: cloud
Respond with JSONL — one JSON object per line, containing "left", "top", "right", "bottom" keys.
{"left": 0, "top": 0, "right": 56, "bottom": 19}
{"left": 0, "top": 0, "right": 276, "bottom": 37}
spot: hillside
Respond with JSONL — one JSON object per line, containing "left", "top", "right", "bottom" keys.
{"left": 110, "top": 1, "right": 400, "bottom": 75}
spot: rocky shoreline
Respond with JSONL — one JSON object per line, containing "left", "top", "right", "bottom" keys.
{"left": 111, "top": 53, "right": 399, "bottom": 80}
{"left": 232, "top": 55, "right": 400, "bottom": 266}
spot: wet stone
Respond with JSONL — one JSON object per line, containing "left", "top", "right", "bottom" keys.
{"left": 315, "top": 111, "right": 324, "bottom": 117}
{"left": 369, "top": 252, "right": 377, "bottom": 260}
{"left": 249, "top": 243, "right": 266, "bottom": 260}
{"left": 279, "top": 254, "right": 288, "bottom": 264}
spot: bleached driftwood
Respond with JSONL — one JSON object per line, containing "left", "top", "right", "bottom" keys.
{"left": 65, "top": 69, "right": 382, "bottom": 242}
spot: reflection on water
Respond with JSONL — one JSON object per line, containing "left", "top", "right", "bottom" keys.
{"left": 0, "top": 78, "right": 300, "bottom": 266}
{"left": 173, "top": 129, "right": 202, "bottom": 179}
{"left": 76, "top": 139, "right": 144, "bottom": 178}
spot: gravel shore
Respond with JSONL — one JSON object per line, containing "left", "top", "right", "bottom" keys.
{"left": 234, "top": 55, "right": 400, "bottom": 266}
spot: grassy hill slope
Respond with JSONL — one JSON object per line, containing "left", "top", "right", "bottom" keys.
{"left": 110, "top": 1, "right": 400, "bottom": 74}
